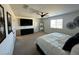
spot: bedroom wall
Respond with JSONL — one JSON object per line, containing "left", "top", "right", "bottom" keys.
{"left": 15, "top": 17, "right": 41, "bottom": 35}
{"left": 43, "top": 11, "right": 79, "bottom": 36}
{"left": 0, "top": 4, "right": 16, "bottom": 55}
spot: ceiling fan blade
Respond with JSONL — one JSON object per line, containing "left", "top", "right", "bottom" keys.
{"left": 30, "top": 8, "right": 41, "bottom": 15}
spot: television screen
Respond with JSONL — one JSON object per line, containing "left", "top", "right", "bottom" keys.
{"left": 20, "top": 19, "right": 33, "bottom": 26}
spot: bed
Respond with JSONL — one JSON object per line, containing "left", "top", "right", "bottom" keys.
{"left": 35, "top": 32, "right": 71, "bottom": 55}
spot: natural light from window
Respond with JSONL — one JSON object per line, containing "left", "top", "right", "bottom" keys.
{"left": 50, "top": 19, "right": 63, "bottom": 29}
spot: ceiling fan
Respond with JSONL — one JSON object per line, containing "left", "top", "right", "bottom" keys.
{"left": 23, "top": 4, "right": 48, "bottom": 18}
{"left": 39, "top": 12, "right": 48, "bottom": 18}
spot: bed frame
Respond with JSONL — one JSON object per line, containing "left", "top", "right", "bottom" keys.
{"left": 36, "top": 44, "right": 45, "bottom": 55}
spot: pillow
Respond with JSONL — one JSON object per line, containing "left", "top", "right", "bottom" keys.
{"left": 63, "top": 33, "right": 79, "bottom": 52}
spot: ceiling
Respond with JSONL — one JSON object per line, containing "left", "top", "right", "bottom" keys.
{"left": 10, "top": 4, "right": 79, "bottom": 18}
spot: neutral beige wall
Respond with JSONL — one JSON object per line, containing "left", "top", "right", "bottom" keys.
{"left": 43, "top": 11, "right": 79, "bottom": 36}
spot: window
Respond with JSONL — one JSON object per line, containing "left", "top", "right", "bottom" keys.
{"left": 50, "top": 19, "right": 63, "bottom": 29}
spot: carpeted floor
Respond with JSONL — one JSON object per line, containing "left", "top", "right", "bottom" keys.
{"left": 13, "top": 32, "right": 46, "bottom": 55}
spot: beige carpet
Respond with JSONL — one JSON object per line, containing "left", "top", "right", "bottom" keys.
{"left": 13, "top": 32, "right": 46, "bottom": 55}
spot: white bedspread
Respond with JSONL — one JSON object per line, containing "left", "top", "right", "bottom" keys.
{"left": 36, "top": 32, "right": 71, "bottom": 55}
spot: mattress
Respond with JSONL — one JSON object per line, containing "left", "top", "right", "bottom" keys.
{"left": 36, "top": 32, "right": 71, "bottom": 55}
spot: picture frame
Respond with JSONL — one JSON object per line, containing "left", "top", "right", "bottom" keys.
{"left": 7, "top": 12, "right": 12, "bottom": 34}
{"left": 0, "top": 5, "right": 6, "bottom": 43}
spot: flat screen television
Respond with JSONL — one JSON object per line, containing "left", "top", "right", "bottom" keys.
{"left": 20, "top": 19, "right": 33, "bottom": 26}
